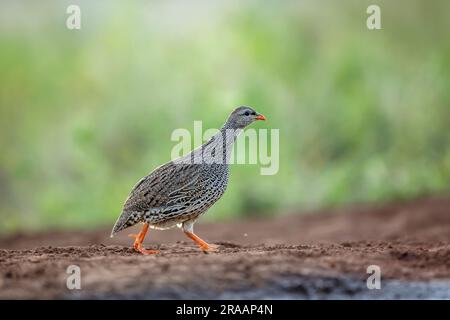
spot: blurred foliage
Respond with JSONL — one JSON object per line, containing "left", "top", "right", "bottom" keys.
{"left": 0, "top": 0, "right": 450, "bottom": 233}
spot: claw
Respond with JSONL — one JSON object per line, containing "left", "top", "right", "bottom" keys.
{"left": 134, "top": 244, "right": 160, "bottom": 255}
{"left": 130, "top": 223, "right": 160, "bottom": 255}
{"left": 184, "top": 231, "right": 220, "bottom": 253}
{"left": 200, "top": 243, "right": 220, "bottom": 253}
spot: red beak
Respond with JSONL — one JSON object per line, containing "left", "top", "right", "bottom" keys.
{"left": 255, "top": 114, "right": 266, "bottom": 121}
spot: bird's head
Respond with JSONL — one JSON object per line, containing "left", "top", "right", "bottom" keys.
{"left": 226, "top": 106, "right": 266, "bottom": 129}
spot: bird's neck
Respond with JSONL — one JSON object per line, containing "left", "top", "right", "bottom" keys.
{"left": 188, "top": 123, "right": 242, "bottom": 165}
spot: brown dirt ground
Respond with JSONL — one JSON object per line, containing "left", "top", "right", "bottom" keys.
{"left": 0, "top": 196, "right": 449, "bottom": 299}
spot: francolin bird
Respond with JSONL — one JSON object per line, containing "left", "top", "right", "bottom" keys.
{"left": 111, "top": 106, "right": 266, "bottom": 254}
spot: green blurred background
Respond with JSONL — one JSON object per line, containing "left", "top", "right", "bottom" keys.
{"left": 1, "top": 0, "right": 449, "bottom": 234}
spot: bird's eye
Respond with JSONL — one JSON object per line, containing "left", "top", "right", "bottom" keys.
{"left": 244, "top": 111, "right": 250, "bottom": 116}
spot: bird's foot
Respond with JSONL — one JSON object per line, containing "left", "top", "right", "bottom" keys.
{"left": 184, "top": 231, "right": 220, "bottom": 254}
{"left": 200, "top": 243, "right": 220, "bottom": 253}
{"left": 129, "top": 232, "right": 159, "bottom": 255}
{"left": 133, "top": 242, "right": 160, "bottom": 255}
{"left": 135, "top": 246, "right": 160, "bottom": 255}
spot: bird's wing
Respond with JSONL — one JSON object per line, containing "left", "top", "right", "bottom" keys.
{"left": 111, "top": 162, "right": 203, "bottom": 235}
{"left": 122, "top": 162, "right": 203, "bottom": 216}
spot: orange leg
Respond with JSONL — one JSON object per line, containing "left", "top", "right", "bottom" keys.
{"left": 128, "top": 223, "right": 159, "bottom": 255}
{"left": 184, "top": 231, "right": 219, "bottom": 252}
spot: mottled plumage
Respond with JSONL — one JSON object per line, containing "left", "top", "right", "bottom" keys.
{"left": 111, "top": 106, "right": 266, "bottom": 253}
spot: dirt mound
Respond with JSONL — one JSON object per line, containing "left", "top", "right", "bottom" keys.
{"left": 0, "top": 196, "right": 449, "bottom": 299}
